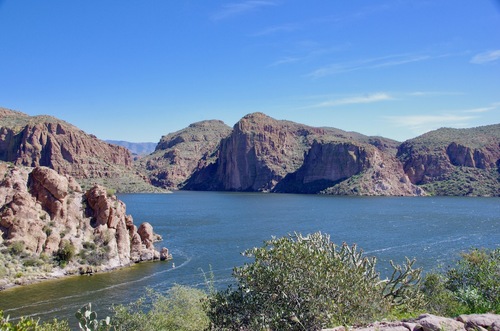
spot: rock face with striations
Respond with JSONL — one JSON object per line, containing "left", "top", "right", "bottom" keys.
{"left": 138, "top": 120, "right": 232, "bottom": 189}
{"left": 397, "top": 124, "right": 500, "bottom": 196}
{"left": 0, "top": 108, "right": 153, "bottom": 192}
{"left": 184, "top": 113, "right": 423, "bottom": 195}
{"left": 0, "top": 163, "right": 169, "bottom": 287}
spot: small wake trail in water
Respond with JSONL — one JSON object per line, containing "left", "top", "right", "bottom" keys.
{"left": 3, "top": 253, "right": 192, "bottom": 316}
{"left": 365, "top": 235, "right": 469, "bottom": 255}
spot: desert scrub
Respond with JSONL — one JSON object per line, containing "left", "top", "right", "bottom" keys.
{"left": 112, "top": 285, "right": 209, "bottom": 331}
{"left": 56, "top": 240, "right": 76, "bottom": 267}
{"left": 207, "top": 232, "right": 423, "bottom": 331}
{"left": 0, "top": 310, "right": 70, "bottom": 331}
{"left": 423, "top": 247, "right": 500, "bottom": 315}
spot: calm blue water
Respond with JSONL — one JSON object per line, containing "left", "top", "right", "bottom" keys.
{"left": 0, "top": 192, "right": 499, "bottom": 325}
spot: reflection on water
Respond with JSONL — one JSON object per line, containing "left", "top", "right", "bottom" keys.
{"left": 1, "top": 192, "right": 499, "bottom": 327}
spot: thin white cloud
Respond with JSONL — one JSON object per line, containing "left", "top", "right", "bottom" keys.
{"left": 211, "top": 1, "right": 278, "bottom": 20}
{"left": 386, "top": 114, "right": 477, "bottom": 133}
{"left": 409, "top": 91, "right": 464, "bottom": 97}
{"left": 307, "top": 53, "right": 433, "bottom": 78}
{"left": 470, "top": 50, "right": 500, "bottom": 64}
{"left": 269, "top": 57, "right": 300, "bottom": 67}
{"left": 309, "top": 93, "right": 393, "bottom": 108}
{"left": 462, "top": 106, "right": 496, "bottom": 113}
{"left": 251, "top": 23, "right": 298, "bottom": 36}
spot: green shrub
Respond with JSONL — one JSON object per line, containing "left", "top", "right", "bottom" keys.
{"left": 446, "top": 248, "right": 500, "bottom": 313}
{"left": 112, "top": 285, "right": 209, "bottom": 331}
{"left": 0, "top": 310, "right": 70, "bottom": 331}
{"left": 56, "top": 240, "right": 76, "bottom": 266}
{"left": 207, "top": 232, "right": 423, "bottom": 331}
{"left": 9, "top": 241, "right": 25, "bottom": 255}
{"left": 423, "top": 247, "right": 500, "bottom": 315}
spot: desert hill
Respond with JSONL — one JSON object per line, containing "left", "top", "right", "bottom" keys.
{"left": 0, "top": 108, "right": 159, "bottom": 192}
{"left": 1, "top": 107, "right": 498, "bottom": 196}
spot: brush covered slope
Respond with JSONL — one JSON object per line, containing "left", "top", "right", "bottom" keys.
{"left": 0, "top": 108, "right": 157, "bottom": 192}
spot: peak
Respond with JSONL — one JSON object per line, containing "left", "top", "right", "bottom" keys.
{"left": 188, "top": 119, "right": 229, "bottom": 129}
{"left": 0, "top": 107, "right": 29, "bottom": 118}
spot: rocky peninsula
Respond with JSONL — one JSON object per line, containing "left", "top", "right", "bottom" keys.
{"left": 0, "top": 163, "right": 170, "bottom": 290}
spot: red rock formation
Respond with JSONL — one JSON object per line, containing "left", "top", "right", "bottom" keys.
{"left": 0, "top": 108, "right": 135, "bottom": 188}
{"left": 139, "top": 120, "right": 231, "bottom": 189}
{"left": 0, "top": 164, "right": 168, "bottom": 281}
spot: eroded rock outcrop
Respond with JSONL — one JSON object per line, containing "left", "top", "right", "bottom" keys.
{"left": 184, "top": 113, "right": 422, "bottom": 195}
{"left": 397, "top": 125, "right": 500, "bottom": 196}
{"left": 0, "top": 164, "right": 169, "bottom": 287}
{"left": 138, "top": 120, "right": 232, "bottom": 189}
{"left": 0, "top": 108, "right": 156, "bottom": 192}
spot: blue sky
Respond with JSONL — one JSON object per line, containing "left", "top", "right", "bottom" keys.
{"left": 1, "top": 1, "right": 499, "bottom": 142}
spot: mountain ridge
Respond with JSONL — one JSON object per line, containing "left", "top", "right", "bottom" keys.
{"left": 1, "top": 107, "right": 498, "bottom": 196}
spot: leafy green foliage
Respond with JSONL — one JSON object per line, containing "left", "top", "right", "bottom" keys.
{"left": 9, "top": 241, "right": 25, "bottom": 255}
{"left": 206, "top": 232, "right": 423, "bottom": 330}
{"left": 112, "top": 285, "right": 209, "bottom": 331}
{"left": 0, "top": 310, "right": 70, "bottom": 331}
{"left": 55, "top": 240, "right": 75, "bottom": 267}
{"left": 423, "top": 247, "right": 500, "bottom": 315}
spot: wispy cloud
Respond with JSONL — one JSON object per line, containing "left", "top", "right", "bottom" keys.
{"left": 270, "top": 43, "right": 351, "bottom": 67}
{"left": 386, "top": 114, "right": 477, "bottom": 133}
{"left": 384, "top": 102, "right": 500, "bottom": 134}
{"left": 308, "top": 93, "right": 393, "bottom": 108}
{"left": 211, "top": 1, "right": 278, "bottom": 20}
{"left": 408, "top": 91, "right": 464, "bottom": 97}
{"left": 269, "top": 57, "right": 300, "bottom": 67}
{"left": 307, "top": 53, "right": 432, "bottom": 78}
{"left": 251, "top": 23, "right": 298, "bottom": 36}
{"left": 470, "top": 50, "right": 500, "bottom": 64}
{"left": 462, "top": 106, "right": 496, "bottom": 113}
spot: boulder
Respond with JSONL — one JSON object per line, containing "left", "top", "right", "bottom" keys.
{"left": 414, "top": 314, "right": 465, "bottom": 331}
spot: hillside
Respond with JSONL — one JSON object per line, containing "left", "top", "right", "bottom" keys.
{"left": 183, "top": 113, "right": 421, "bottom": 195}
{"left": 106, "top": 140, "right": 157, "bottom": 157}
{"left": 397, "top": 124, "right": 500, "bottom": 196}
{"left": 144, "top": 113, "right": 499, "bottom": 196}
{"left": 137, "top": 120, "right": 232, "bottom": 189}
{"left": 0, "top": 108, "right": 159, "bottom": 193}
{"left": 1, "top": 107, "right": 498, "bottom": 196}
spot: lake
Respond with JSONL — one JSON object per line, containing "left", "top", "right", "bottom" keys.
{"left": 0, "top": 191, "right": 499, "bottom": 326}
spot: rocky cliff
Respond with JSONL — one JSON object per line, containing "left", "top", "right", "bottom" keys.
{"left": 0, "top": 163, "right": 170, "bottom": 289}
{"left": 183, "top": 113, "right": 422, "bottom": 195}
{"left": 138, "top": 120, "right": 232, "bottom": 189}
{"left": 397, "top": 125, "right": 500, "bottom": 196}
{"left": 0, "top": 108, "right": 156, "bottom": 192}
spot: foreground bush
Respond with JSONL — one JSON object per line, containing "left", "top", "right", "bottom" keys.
{"left": 206, "top": 232, "right": 423, "bottom": 330}
{"left": 0, "top": 310, "right": 70, "bottom": 331}
{"left": 112, "top": 285, "right": 209, "bottom": 331}
{"left": 423, "top": 247, "right": 500, "bottom": 315}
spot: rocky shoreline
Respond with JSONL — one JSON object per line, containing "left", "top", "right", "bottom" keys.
{"left": 0, "top": 163, "right": 171, "bottom": 291}
{"left": 323, "top": 313, "right": 500, "bottom": 331}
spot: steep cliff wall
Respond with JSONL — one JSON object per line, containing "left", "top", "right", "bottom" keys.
{"left": 196, "top": 112, "right": 324, "bottom": 191}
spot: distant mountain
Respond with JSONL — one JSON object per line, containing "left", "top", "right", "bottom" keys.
{"left": 140, "top": 112, "right": 499, "bottom": 196}
{"left": 136, "top": 120, "right": 232, "bottom": 189}
{"left": 0, "top": 107, "right": 159, "bottom": 192}
{"left": 2, "top": 107, "right": 498, "bottom": 196}
{"left": 397, "top": 124, "right": 500, "bottom": 196}
{"left": 106, "top": 140, "right": 157, "bottom": 156}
